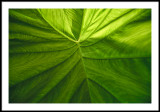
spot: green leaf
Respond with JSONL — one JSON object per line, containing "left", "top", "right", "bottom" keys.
{"left": 9, "top": 9, "right": 151, "bottom": 103}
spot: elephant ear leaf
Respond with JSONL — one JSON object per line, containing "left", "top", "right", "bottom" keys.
{"left": 9, "top": 9, "right": 151, "bottom": 103}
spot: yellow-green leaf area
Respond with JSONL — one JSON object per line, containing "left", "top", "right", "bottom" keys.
{"left": 9, "top": 9, "right": 151, "bottom": 103}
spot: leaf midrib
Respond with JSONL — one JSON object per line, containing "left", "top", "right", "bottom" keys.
{"left": 77, "top": 43, "right": 92, "bottom": 103}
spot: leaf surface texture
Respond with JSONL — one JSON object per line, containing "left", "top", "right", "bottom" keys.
{"left": 9, "top": 9, "right": 151, "bottom": 103}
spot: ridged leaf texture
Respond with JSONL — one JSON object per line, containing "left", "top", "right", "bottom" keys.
{"left": 9, "top": 9, "right": 151, "bottom": 103}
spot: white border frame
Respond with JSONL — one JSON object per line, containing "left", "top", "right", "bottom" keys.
{"left": 2, "top": 2, "right": 159, "bottom": 111}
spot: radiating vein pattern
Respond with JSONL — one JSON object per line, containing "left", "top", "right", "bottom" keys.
{"left": 9, "top": 8, "right": 151, "bottom": 103}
